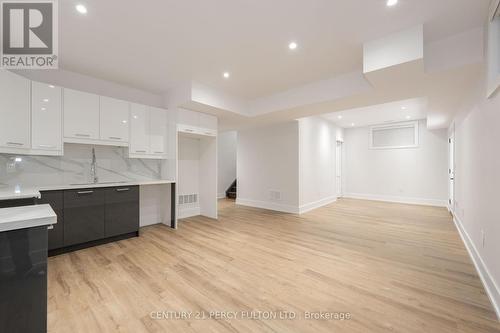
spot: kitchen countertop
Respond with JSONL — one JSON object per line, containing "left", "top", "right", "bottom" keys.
{"left": 0, "top": 179, "right": 175, "bottom": 201}
{"left": 0, "top": 204, "right": 57, "bottom": 232}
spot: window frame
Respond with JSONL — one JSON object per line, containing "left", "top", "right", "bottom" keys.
{"left": 369, "top": 121, "right": 419, "bottom": 150}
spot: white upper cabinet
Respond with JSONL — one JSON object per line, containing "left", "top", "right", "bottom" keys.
{"left": 100, "top": 96, "right": 129, "bottom": 144}
{"left": 64, "top": 88, "right": 100, "bottom": 140}
{"left": 0, "top": 70, "right": 30, "bottom": 150}
{"left": 129, "top": 103, "right": 150, "bottom": 154}
{"left": 149, "top": 107, "right": 167, "bottom": 156}
{"left": 177, "top": 109, "right": 217, "bottom": 136}
{"left": 177, "top": 109, "right": 200, "bottom": 127}
{"left": 31, "top": 81, "right": 62, "bottom": 153}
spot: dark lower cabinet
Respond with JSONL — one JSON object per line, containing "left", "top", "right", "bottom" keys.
{"left": 63, "top": 188, "right": 105, "bottom": 246}
{"left": 38, "top": 191, "right": 64, "bottom": 251}
{"left": 105, "top": 186, "right": 139, "bottom": 238}
{"left": 0, "top": 226, "right": 48, "bottom": 333}
{"left": 35, "top": 185, "right": 140, "bottom": 255}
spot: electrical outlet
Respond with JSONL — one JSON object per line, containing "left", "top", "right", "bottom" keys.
{"left": 6, "top": 161, "right": 16, "bottom": 173}
{"left": 481, "top": 229, "right": 486, "bottom": 248}
{"left": 269, "top": 190, "right": 282, "bottom": 201}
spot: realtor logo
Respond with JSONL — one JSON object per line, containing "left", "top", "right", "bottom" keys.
{"left": 1, "top": 0, "right": 58, "bottom": 69}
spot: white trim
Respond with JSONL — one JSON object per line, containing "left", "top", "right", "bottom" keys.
{"left": 299, "top": 196, "right": 337, "bottom": 214}
{"left": 178, "top": 206, "right": 201, "bottom": 219}
{"left": 236, "top": 198, "right": 300, "bottom": 214}
{"left": 217, "top": 193, "right": 226, "bottom": 199}
{"left": 343, "top": 193, "right": 448, "bottom": 207}
{"left": 63, "top": 137, "right": 128, "bottom": 147}
{"left": 453, "top": 214, "right": 500, "bottom": 320}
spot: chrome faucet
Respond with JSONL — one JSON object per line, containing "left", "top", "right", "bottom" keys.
{"left": 91, "top": 147, "right": 98, "bottom": 184}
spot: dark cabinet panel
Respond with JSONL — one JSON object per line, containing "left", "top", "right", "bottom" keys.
{"left": 0, "top": 226, "right": 48, "bottom": 333}
{"left": 38, "top": 191, "right": 64, "bottom": 250}
{"left": 63, "top": 189, "right": 105, "bottom": 246}
{"left": 0, "top": 198, "right": 36, "bottom": 208}
{"left": 105, "top": 186, "right": 139, "bottom": 237}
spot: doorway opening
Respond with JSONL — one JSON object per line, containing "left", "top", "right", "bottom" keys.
{"left": 336, "top": 140, "right": 343, "bottom": 197}
{"left": 448, "top": 129, "right": 455, "bottom": 213}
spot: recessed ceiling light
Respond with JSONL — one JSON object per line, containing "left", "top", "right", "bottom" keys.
{"left": 48, "top": 84, "right": 55, "bottom": 88}
{"left": 41, "top": 107, "right": 46, "bottom": 111}
{"left": 223, "top": 72, "right": 230, "bottom": 79}
{"left": 406, "top": 115, "right": 411, "bottom": 119}
{"left": 386, "top": 0, "right": 398, "bottom": 7}
{"left": 14, "top": 157, "right": 22, "bottom": 162}
{"left": 43, "top": 98, "right": 49, "bottom": 102}
{"left": 337, "top": 115, "right": 343, "bottom": 119}
{"left": 133, "top": 115, "right": 138, "bottom": 119}
{"left": 351, "top": 123, "right": 355, "bottom": 127}
{"left": 288, "top": 42, "right": 298, "bottom": 50}
{"left": 122, "top": 120, "right": 127, "bottom": 124}
{"left": 401, "top": 106, "right": 407, "bottom": 110}
{"left": 76, "top": 4, "right": 87, "bottom": 14}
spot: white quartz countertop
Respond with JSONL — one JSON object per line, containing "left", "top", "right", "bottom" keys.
{"left": 0, "top": 204, "right": 57, "bottom": 232}
{"left": 0, "top": 179, "right": 175, "bottom": 201}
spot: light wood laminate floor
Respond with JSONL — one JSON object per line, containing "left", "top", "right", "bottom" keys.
{"left": 47, "top": 198, "right": 500, "bottom": 333}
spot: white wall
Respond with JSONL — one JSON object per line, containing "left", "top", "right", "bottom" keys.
{"left": 217, "top": 131, "right": 237, "bottom": 198}
{"left": 363, "top": 25, "right": 423, "bottom": 73}
{"left": 344, "top": 119, "right": 448, "bottom": 206}
{"left": 178, "top": 136, "right": 201, "bottom": 217}
{"left": 236, "top": 121, "right": 300, "bottom": 213}
{"left": 298, "top": 116, "right": 339, "bottom": 213}
{"left": 451, "top": 76, "right": 500, "bottom": 317}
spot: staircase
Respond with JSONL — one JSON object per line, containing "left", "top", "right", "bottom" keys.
{"left": 226, "top": 180, "right": 237, "bottom": 199}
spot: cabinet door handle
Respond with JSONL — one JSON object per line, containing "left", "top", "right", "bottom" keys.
{"left": 37, "top": 144, "right": 56, "bottom": 148}
{"left": 77, "top": 190, "right": 94, "bottom": 195}
{"left": 135, "top": 150, "right": 146, "bottom": 153}
{"left": 116, "top": 188, "right": 130, "bottom": 192}
{"left": 109, "top": 136, "right": 122, "bottom": 140}
{"left": 154, "top": 151, "right": 164, "bottom": 154}
{"left": 6, "top": 142, "right": 24, "bottom": 146}
{"left": 75, "top": 133, "right": 91, "bottom": 137}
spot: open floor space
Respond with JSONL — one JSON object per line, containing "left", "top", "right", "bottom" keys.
{"left": 1, "top": 1, "right": 499, "bottom": 332}
{"left": 47, "top": 199, "right": 500, "bottom": 333}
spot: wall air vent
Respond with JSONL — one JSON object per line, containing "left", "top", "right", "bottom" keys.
{"left": 179, "top": 194, "right": 198, "bottom": 205}
{"left": 269, "top": 190, "right": 282, "bottom": 201}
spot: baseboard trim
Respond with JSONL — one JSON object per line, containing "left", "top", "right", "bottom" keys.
{"left": 343, "top": 193, "right": 448, "bottom": 207}
{"left": 453, "top": 214, "right": 500, "bottom": 320}
{"left": 178, "top": 207, "right": 201, "bottom": 219}
{"left": 217, "top": 193, "right": 226, "bottom": 199}
{"left": 299, "top": 196, "right": 337, "bottom": 214}
{"left": 236, "top": 198, "right": 300, "bottom": 214}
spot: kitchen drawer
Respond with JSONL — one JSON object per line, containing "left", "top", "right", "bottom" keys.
{"left": 104, "top": 186, "right": 139, "bottom": 238}
{"left": 63, "top": 188, "right": 105, "bottom": 246}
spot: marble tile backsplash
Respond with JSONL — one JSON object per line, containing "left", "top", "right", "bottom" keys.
{"left": 0, "top": 143, "right": 163, "bottom": 188}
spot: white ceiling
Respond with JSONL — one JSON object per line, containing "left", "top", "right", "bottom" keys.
{"left": 59, "top": 0, "right": 490, "bottom": 99}
{"left": 322, "top": 98, "right": 428, "bottom": 128}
